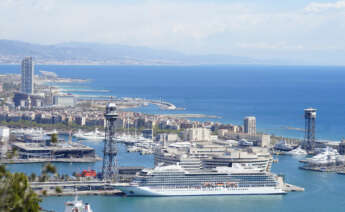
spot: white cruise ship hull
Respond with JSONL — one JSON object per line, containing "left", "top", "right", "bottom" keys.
{"left": 116, "top": 186, "right": 286, "bottom": 196}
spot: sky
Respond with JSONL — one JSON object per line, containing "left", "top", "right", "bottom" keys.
{"left": 1, "top": 0, "right": 345, "bottom": 65}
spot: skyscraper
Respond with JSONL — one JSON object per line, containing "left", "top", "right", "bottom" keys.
{"left": 244, "top": 116, "right": 256, "bottom": 135}
{"left": 21, "top": 57, "right": 34, "bottom": 94}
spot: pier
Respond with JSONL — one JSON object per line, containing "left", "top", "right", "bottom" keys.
{"left": 42, "top": 190, "right": 122, "bottom": 196}
{"left": 300, "top": 165, "right": 345, "bottom": 172}
{"left": 159, "top": 114, "right": 221, "bottom": 119}
{"left": 0, "top": 157, "right": 101, "bottom": 164}
{"left": 149, "top": 100, "right": 180, "bottom": 110}
{"left": 30, "top": 180, "right": 127, "bottom": 197}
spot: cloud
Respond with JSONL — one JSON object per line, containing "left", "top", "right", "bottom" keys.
{"left": 236, "top": 42, "right": 304, "bottom": 50}
{"left": 1, "top": 0, "right": 345, "bottom": 64}
{"left": 305, "top": 0, "right": 345, "bottom": 12}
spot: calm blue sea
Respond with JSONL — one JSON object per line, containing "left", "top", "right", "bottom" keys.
{"left": 2, "top": 64, "right": 345, "bottom": 140}
{"left": 1, "top": 64, "right": 345, "bottom": 212}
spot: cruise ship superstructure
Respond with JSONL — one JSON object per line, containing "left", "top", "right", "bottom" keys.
{"left": 116, "top": 164, "right": 286, "bottom": 196}
{"left": 154, "top": 142, "right": 273, "bottom": 172}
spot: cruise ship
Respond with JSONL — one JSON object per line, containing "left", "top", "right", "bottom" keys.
{"left": 116, "top": 164, "right": 286, "bottom": 196}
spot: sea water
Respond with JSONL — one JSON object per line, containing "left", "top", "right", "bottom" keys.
{"left": 1, "top": 65, "right": 345, "bottom": 211}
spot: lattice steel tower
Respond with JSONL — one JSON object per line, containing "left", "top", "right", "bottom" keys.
{"left": 303, "top": 108, "right": 317, "bottom": 152}
{"left": 102, "top": 103, "right": 118, "bottom": 181}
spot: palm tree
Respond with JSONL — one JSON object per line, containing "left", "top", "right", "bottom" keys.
{"left": 29, "top": 173, "right": 37, "bottom": 182}
{"left": 42, "top": 163, "right": 57, "bottom": 175}
{"left": 7, "top": 148, "right": 18, "bottom": 159}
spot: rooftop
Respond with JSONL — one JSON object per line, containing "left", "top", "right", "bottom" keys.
{"left": 12, "top": 142, "right": 93, "bottom": 151}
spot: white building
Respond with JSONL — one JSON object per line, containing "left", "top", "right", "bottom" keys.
{"left": 21, "top": 57, "right": 34, "bottom": 94}
{"left": 53, "top": 95, "right": 76, "bottom": 107}
{"left": 244, "top": 116, "right": 256, "bottom": 135}
{"left": 0, "top": 127, "right": 9, "bottom": 158}
{"left": 157, "top": 133, "right": 179, "bottom": 148}
{"left": 184, "top": 128, "right": 211, "bottom": 141}
{"left": 0, "top": 126, "right": 9, "bottom": 139}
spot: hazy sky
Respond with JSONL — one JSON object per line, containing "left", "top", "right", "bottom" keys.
{"left": 1, "top": 0, "right": 345, "bottom": 64}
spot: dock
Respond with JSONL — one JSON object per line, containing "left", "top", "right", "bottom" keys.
{"left": 300, "top": 165, "right": 345, "bottom": 172}
{"left": 30, "top": 180, "right": 127, "bottom": 197}
{"left": 39, "top": 189, "right": 123, "bottom": 196}
{"left": 0, "top": 157, "right": 101, "bottom": 164}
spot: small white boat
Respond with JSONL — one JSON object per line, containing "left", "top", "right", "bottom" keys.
{"left": 64, "top": 196, "right": 93, "bottom": 212}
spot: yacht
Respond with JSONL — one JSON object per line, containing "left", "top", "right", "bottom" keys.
{"left": 64, "top": 196, "right": 93, "bottom": 212}
{"left": 74, "top": 129, "right": 104, "bottom": 141}
{"left": 274, "top": 140, "right": 294, "bottom": 151}
{"left": 305, "top": 147, "right": 340, "bottom": 165}
{"left": 285, "top": 146, "right": 307, "bottom": 155}
{"left": 116, "top": 164, "right": 286, "bottom": 196}
{"left": 238, "top": 139, "right": 253, "bottom": 146}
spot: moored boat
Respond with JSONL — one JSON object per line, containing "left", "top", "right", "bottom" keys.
{"left": 64, "top": 196, "right": 93, "bottom": 212}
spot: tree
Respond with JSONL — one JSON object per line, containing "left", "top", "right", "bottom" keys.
{"left": 50, "top": 133, "right": 58, "bottom": 144}
{"left": 29, "top": 173, "right": 37, "bottom": 182}
{"left": 40, "top": 163, "right": 57, "bottom": 182}
{"left": 55, "top": 186, "right": 62, "bottom": 194}
{"left": 42, "top": 163, "right": 57, "bottom": 175}
{"left": 0, "top": 165, "right": 41, "bottom": 212}
{"left": 7, "top": 148, "right": 18, "bottom": 159}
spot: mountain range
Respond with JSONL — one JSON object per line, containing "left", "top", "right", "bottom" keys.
{"left": 0, "top": 39, "right": 263, "bottom": 65}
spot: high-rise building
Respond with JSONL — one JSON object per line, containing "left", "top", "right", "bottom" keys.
{"left": 21, "top": 57, "right": 34, "bottom": 94}
{"left": 244, "top": 116, "right": 256, "bottom": 135}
